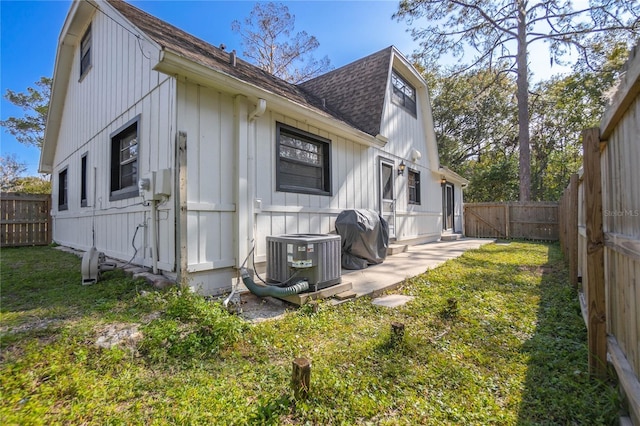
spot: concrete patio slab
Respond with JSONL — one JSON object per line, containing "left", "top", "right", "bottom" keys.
{"left": 341, "top": 238, "right": 494, "bottom": 298}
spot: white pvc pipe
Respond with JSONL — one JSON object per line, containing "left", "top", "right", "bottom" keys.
{"left": 151, "top": 199, "right": 158, "bottom": 274}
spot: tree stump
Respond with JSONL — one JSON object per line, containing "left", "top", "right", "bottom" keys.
{"left": 291, "top": 357, "right": 311, "bottom": 399}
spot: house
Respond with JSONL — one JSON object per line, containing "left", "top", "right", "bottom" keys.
{"left": 40, "top": 0, "right": 468, "bottom": 295}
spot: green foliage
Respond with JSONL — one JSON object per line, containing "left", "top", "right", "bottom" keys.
{"left": 397, "top": 0, "right": 638, "bottom": 201}
{"left": 0, "top": 154, "right": 27, "bottom": 192}
{"left": 0, "top": 76, "right": 51, "bottom": 149}
{"left": 427, "top": 37, "right": 631, "bottom": 201}
{"left": 1, "top": 244, "right": 620, "bottom": 424}
{"left": 140, "top": 287, "right": 245, "bottom": 363}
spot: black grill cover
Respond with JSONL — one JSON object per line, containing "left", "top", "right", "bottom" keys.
{"left": 335, "top": 209, "right": 389, "bottom": 270}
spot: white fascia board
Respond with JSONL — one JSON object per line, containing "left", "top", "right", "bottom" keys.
{"left": 154, "top": 48, "right": 386, "bottom": 149}
{"left": 435, "top": 166, "right": 469, "bottom": 186}
{"left": 40, "top": 0, "right": 97, "bottom": 173}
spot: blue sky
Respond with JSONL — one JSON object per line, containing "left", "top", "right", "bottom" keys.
{"left": 1, "top": 0, "right": 568, "bottom": 176}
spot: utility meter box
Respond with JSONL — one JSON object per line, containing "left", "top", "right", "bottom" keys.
{"left": 138, "top": 169, "right": 171, "bottom": 201}
{"left": 266, "top": 234, "right": 341, "bottom": 292}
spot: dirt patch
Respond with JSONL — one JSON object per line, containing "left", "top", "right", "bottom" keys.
{"left": 235, "top": 292, "right": 293, "bottom": 323}
{"left": 0, "top": 318, "right": 63, "bottom": 334}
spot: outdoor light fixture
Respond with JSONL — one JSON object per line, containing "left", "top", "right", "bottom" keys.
{"left": 440, "top": 176, "right": 447, "bottom": 184}
{"left": 398, "top": 161, "right": 406, "bottom": 176}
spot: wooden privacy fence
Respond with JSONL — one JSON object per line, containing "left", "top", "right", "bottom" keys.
{"left": 464, "top": 202, "right": 559, "bottom": 240}
{"left": 558, "top": 44, "right": 640, "bottom": 425}
{"left": 1, "top": 193, "right": 51, "bottom": 247}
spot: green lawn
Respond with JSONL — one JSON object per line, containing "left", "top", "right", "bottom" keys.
{"left": 1, "top": 242, "right": 619, "bottom": 425}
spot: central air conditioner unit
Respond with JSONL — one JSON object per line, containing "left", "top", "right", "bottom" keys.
{"left": 266, "top": 234, "right": 341, "bottom": 292}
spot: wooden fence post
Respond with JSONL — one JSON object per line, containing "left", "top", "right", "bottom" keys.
{"left": 582, "top": 128, "right": 607, "bottom": 379}
{"left": 292, "top": 357, "right": 311, "bottom": 399}
{"left": 567, "top": 173, "right": 579, "bottom": 288}
{"left": 391, "top": 322, "right": 405, "bottom": 346}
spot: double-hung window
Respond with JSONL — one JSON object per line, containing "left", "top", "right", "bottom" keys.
{"left": 58, "top": 168, "right": 68, "bottom": 211}
{"left": 80, "top": 154, "right": 88, "bottom": 207}
{"left": 110, "top": 117, "right": 139, "bottom": 200}
{"left": 391, "top": 70, "right": 417, "bottom": 116}
{"left": 276, "top": 123, "right": 332, "bottom": 195}
{"left": 80, "top": 24, "right": 92, "bottom": 78}
{"left": 408, "top": 169, "right": 421, "bottom": 205}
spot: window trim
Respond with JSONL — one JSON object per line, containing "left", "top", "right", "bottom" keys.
{"left": 109, "top": 115, "right": 140, "bottom": 201}
{"left": 80, "top": 153, "right": 88, "bottom": 207}
{"left": 276, "top": 122, "right": 332, "bottom": 196}
{"left": 58, "top": 167, "right": 68, "bottom": 211}
{"left": 79, "top": 23, "right": 92, "bottom": 79}
{"left": 408, "top": 168, "right": 421, "bottom": 205}
{"left": 391, "top": 70, "right": 417, "bottom": 117}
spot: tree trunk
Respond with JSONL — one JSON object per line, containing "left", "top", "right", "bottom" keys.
{"left": 516, "top": 0, "right": 531, "bottom": 201}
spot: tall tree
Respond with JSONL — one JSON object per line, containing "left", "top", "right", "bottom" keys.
{"left": 0, "top": 76, "right": 51, "bottom": 149}
{"left": 0, "top": 154, "right": 27, "bottom": 192}
{"left": 232, "top": 2, "right": 331, "bottom": 83}
{"left": 395, "top": 0, "right": 639, "bottom": 201}
{"left": 528, "top": 36, "right": 630, "bottom": 200}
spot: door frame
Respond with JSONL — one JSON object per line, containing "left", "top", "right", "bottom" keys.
{"left": 379, "top": 156, "right": 396, "bottom": 239}
{"left": 442, "top": 182, "right": 455, "bottom": 231}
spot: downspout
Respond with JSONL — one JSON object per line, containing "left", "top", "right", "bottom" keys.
{"left": 248, "top": 98, "right": 266, "bottom": 122}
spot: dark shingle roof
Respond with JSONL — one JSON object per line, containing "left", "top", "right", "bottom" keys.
{"left": 107, "top": 0, "right": 391, "bottom": 137}
{"left": 298, "top": 48, "right": 392, "bottom": 137}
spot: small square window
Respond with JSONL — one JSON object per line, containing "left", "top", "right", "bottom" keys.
{"left": 391, "top": 70, "right": 417, "bottom": 116}
{"left": 408, "top": 169, "right": 420, "bottom": 205}
{"left": 80, "top": 24, "right": 92, "bottom": 78}
{"left": 58, "top": 168, "right": 68, "bottom": 211}
{"left": 276, "top": 123, "right": 331, "bottom": 196}
{"left": 110, "top": 117, "right": 140, "bottom": 201}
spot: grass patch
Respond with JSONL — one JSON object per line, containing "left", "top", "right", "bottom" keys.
{"left": 1, "top": 243, "right": 619, "bottom": 424}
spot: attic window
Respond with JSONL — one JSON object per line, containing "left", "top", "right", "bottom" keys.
{"left": 80, "top": 24, "right": 92, "bottom": 78}
{"left": 391, "top": 70, "right": 416, "bottom": 116}
{"left": 276, "top": 123, "right": 332, "bottom": 196}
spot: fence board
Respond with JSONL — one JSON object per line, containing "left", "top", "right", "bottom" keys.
{"left": 558, "top": 42, "right": 640, "bottom": 424}
{"left": 464, "top": 202, "right": 559, "bottom": 240}
{"left": 0, "top": 193, "right": 51, "bottom": 247}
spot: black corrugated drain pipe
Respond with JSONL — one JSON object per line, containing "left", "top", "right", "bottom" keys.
{"left": 240, "top": 268, "right": 309, "bottom": 297}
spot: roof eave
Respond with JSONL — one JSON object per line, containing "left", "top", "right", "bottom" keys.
{"left": 40, "top": 0, "right": 97, "bottom": 174}
{"left": 436, "top": 166, "right": 469, "bottom": 186}
{"left": 155, "top": 48, "right": 386, "bottom": 149}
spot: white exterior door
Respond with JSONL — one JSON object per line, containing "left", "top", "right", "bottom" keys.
{"left": 443, "top": 182, "right": 454, "bottom": 231}
{"left": 379, "top": 157, "right": 396, "bottom": 239}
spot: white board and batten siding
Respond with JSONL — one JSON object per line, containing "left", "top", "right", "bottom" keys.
{"left": 178, "top": 69, "right": 445, "bottom": 293}
{"left": 177, "top": 81, "right": 238, "bottom": 293}
{"left": 51, "top": 5, "right": 176, "bottom": 271}
{"left": 379, "top": 65, "right": 445, "bottom": 240}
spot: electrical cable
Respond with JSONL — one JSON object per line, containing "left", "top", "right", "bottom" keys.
{"left": 121, "top": 223, "right": 143, "bottom": 268}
